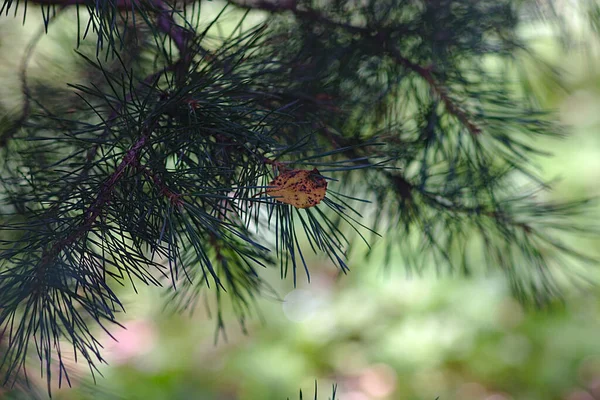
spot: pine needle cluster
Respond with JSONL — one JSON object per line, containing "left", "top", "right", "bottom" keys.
{"left": 0, "top": 0, "right": 597, "bottom": 395}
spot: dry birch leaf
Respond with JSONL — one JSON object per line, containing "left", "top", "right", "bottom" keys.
{"left": 267, "top": 168, "right": 328, "bottom": 208}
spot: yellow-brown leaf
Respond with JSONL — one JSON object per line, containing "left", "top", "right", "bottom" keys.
{"left": 266, "top": 168, "right": 327, "bottom": 209}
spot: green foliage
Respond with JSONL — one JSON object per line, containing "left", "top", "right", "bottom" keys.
{"left": 0, "top": 0, "right": 597, "bottom": 397}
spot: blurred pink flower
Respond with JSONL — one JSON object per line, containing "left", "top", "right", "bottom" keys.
{"left": 104, "top": 319, "right": 157, "bottom": 365}
{"left": 339, "top": 391, "right": 370, "bottom": 400}
{"left": 359, "top": 363, "right": 397, "bottom": 398}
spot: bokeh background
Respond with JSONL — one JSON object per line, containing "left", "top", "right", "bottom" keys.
{"left": 2, "top": 1, "right": 600, "bottom": 399}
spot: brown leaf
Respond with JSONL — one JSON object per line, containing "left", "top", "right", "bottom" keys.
{"left": 266, "top": 168, "right": 328, "bottom": 209}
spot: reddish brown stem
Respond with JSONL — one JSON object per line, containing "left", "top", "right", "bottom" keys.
{"left": 41, "top": 128, "right": 152, "bottom": 266}
{"left": 386, "top": 47, "right": 481, "bottom": 136}
{"left": 18, "top": 0, "right": 192, "bottom": 75}
{"left": 24, "top": 0, "right": 191, "bottom": 60}
{"left": 35, "top": 0, "right": 194, "bottom": 266}
{"left": 85, "top": 64, "right": 175, "bottom": 164}
{"left": 138, "top": 164, "right": 184, "bottom": 208}
{"left": 229, "top": 0, "right": 481, "bottom": 136}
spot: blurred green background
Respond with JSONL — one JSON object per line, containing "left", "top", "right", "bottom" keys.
{"left": 2, "top": 2, "right": 600, "bottom": 400}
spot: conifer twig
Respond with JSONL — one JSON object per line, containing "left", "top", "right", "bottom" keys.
{"left": 0, "top": 1, "right": 596, "bottom": 394}
{"left": 34, "top": 0, "right": 195, "bottom": 262}
{"left": 41, "top": 126, "right": 153, "bottom": 266}
{"left": 138, "top": 163, "right": 183, "bottom": 208}
{"left": 85, "top": 63, "right": 175, "bottom": 164}
{"left": 4, "top": 0, "right": 194, "bottom": 151}
{"left": 0, "top": 6, "right": 65, "bottom": 148}
{"left": 228, "top": 0, "right": 482, "bottom": 136}
{"left": 384, "top": 47, "right": 482, "bottom": 136}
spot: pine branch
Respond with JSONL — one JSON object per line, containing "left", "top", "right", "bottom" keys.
{"left": 228, "top": 0, "right": 371, "bottom": 35}
{"left": 41, "top": 126, "right": 153, "bottom": 266}
{"left": 228, "top": 0, "right": 482, "bottom": 136}
{"left": 0, "top": 7, "right": 64, "bottom": 148}
{"left": 0, "top": 1, "right": 597, "bottom": 395}
{"left": 16, "top": 0, "right": 193, "bottom": 69}
{"left": 0, "top": 0, "right": 193, "bottom": 149}
{"left": 137, "top": 162, "right": 183, "bottom": 207}
{"left": 84, "top": 63, "right": 174, "bottom": 166}
{"left": 383, "top": 46, "right": 482, "bottom": 136}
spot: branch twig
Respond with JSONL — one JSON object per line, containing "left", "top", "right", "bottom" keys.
{"left": 138, "top": 163, "right": 183, "bottom": 208}
{"left": 385, "top": 47, "right": 482, "bottom": 136}
{"left": 227, "top": 0, "right": 482, "bottom": 136}
{"left": 34, "top": 0, "right": 195, "bottom": 266}
{"left": 0, "top": 6, "right": 65, "bottom": 147}
{"left": 41, "top": 127, "right": 153, "bottom": 266}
